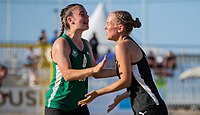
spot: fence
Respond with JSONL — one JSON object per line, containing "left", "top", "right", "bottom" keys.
{"left": 0, "top": 42, "right": 200, "bottom": 115}
{"left": 0, "top": 43, "right": 51, "bottom": 115}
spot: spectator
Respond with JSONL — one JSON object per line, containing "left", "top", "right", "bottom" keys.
{"left": 89, "top": 32, "right": 99, "bottom": 60}
{"left": 155, "top": 56, "right": 165, "bottom": 78}
{"left": 38, "top": 29, "right": 48, "bottom": 45}
{"left": 163, "top": 51, "right": 177, "bottom": 77}
{"left": 0, "top": 65, "right": 8, "bottom": 88}
{"left": 24, "top": 46, "right": 39, "bottom": 86}
{"left": 147, "top": 50, "right": 157, "bottom": 69}
{"left": 0, "top": 64, "right": 8, "bottom": 102}
{"left": 24, "top": 46, "right": 38, "bottom": 66}
{"left": 154, "top": 56, "right": 167, "bottom": 100}
{"left": 50, "top": 30, "right": 58, "bottom": 45}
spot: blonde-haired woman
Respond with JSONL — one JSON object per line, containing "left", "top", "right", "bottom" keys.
{"left": 79, "top": 10, "right": 168, "bottom": 115}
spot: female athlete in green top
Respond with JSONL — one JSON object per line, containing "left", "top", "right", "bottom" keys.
{"left": 45, "top": 3, "right": 116, "bottom": 115}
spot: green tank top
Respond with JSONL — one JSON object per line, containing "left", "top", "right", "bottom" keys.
{"left": 45, "top": 34, "right": 91, "bottom": 112}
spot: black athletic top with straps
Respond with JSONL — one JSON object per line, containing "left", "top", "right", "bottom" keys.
{"left": 116, "top": 36, "right": 166, "bottom": 113}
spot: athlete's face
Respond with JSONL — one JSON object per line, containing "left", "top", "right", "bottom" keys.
{"left": 70, "top": 6, "right": 89, "bottom": 31}
{"left": 104, "top": 14, "right": 119, "bottom": 41}
{"left": 0, "top": 69, "right": 7, "bottom": 79}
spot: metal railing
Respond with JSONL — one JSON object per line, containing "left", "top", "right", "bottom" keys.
{"left": 0, "top": 42, "right": 200, "bottom": 115}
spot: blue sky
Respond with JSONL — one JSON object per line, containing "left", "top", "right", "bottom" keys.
{"left": 0, "top": 0, "right": 200, "bottom": 47}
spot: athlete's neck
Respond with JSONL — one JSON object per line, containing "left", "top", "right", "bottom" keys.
{"left": 66, "top": 30, "right": 83, "bottom": 42}
{"left": 117, "top": 35, "right": 129, "bottom": 42}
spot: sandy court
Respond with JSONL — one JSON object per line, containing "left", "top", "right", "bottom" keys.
{"left": 168, "top": 109, "right": 200, "bottom": 115}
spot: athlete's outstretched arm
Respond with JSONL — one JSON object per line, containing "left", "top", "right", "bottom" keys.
{"left": 52, "top": 38, "right": 107, "bottom": 81}
{"left": 86, "top": 41, "right": 117, "bottom": 78}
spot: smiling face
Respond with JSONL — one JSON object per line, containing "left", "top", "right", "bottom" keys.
{"left": 104, "top": 13, "right": 119, "bottom": 41}
{"left": 69, "top": 5, "right": 89, "bottom": 31}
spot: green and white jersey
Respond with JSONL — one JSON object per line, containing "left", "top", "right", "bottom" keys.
{"left": 45, "top": 34, "right": 91, "bottom": 112}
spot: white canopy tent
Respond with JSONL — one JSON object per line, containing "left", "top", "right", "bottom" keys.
{"left": 82, "top": 3, "right": 115, "bottom": 54}
{"left": 179, "top": 66, "right": 200, "bottom": 80}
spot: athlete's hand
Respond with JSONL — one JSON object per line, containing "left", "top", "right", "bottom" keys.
{"left": 107, "top": 91, "right": 130, "bottom": 113}
{"left": 107, "top": 94, "right": 123, "bottom": 113}
{"left": 78, "top": 90, "right": 98, "bottom": 106}
{"left": 93, "top": 55, "right": 107, "bottom": 73}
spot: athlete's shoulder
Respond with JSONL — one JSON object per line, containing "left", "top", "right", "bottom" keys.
{"left": 54, "top": 37, "right": 68, "bottom": 46}
{"left": 115, "top": 40, "right": 130, "bottom": 51}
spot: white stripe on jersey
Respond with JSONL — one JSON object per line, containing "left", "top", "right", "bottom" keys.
{"left": 132, "top": 65, "right": 159, "bottom": 105}
{"left": 48, "top": 65, "right": 62, "bottom": 107}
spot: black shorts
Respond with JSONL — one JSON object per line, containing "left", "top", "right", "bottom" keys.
{"left": 136, "top": 104, "right": 168, "bottom": 115}
{"left": 45, "top": 106, "right": 90, "bottom": 115}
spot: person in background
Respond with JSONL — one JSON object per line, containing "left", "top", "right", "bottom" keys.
{"left": 155, "top": 56, "right": 165, "bottom": 78}
{"left": 50, "top": 30, "right": 58, "bottom": 45}
{"left": 45, "top": 3, "right": 116, "bottom": 115}
{"left": 89, "top": 32, "right": 99, "bottom": 60}
{"left": 154, "top": 56, "right": 167, "bottom": 100}
{"left": 163, "top": 51, "right": 177, "bottom": 77}
{"left": 0, "top": 64, "right": 8, "bottom": 88}
{"left": 38, "top": 29, "right": 48, "bottom": 45}
{"left": 0, "top": 64, "right": 8, "bottom": 102}
{"left": 24, "top": 46, "right": 39, "bottom": 86}
{"left": 78, "top": 10, "right": 168, "bottom": 115}
{"left": 147, "top": 50, "right": 157, "bottom": 70}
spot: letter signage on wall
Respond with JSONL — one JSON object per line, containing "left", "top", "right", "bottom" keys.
{"left": 0, "top": 87, "right": 40, "bottom": 114}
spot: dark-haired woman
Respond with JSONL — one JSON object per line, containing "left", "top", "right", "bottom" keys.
{"left": 45, "top": 4, "right": 116, "bottom": 115}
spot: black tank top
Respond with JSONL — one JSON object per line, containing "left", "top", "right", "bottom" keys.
{"left": 115, "top": 36, "right": 166, "bottom": 113}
